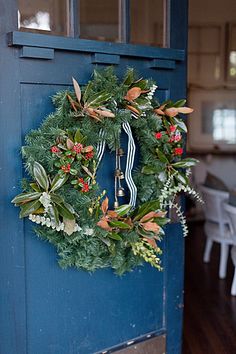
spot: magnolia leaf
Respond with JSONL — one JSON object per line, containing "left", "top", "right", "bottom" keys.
{"left": 154, "top": 108, "right": 165, "bottom": 116}
{"left": 115, "top": 204, "right": 131, "bottom": 217}
{"left": 97, "top": 218, "right": 112, "bottom": 231}
{"left": 156, "top": 149, "right": 169, "bottom": 164}
{"left": 85, "top": 107, "right": 102, "bottom": 121}
{"left": 19, "top": 200, "right": 42, "bottom": 218}
{"left": 177, "top": 107, "right": 193, "bottom": 114}
{"left": 126, "top": 105, "right": 141, "bottom": 115}
{"left": 67, "top": 94, "right": 78, "bottom": 111}
{"left": 107, "top": 210, "right": 118, "bottom": 218}
{"left": 108, "top": 232, "right": 122, "bottom": 241}
{"left": 124, "top": 87, "right": 142, "bottom": 101}
{"left": 66, "top": 138, "right": 74, "bottom": 150}
{"left": 30, "top": 183, "right": 41, "bottom": 192}
{"left": 123, "top": 69, "right": 135, "bottom": 85}
{"left": 133, "top": 200, "right": 160, "bottom": 222}
{"left": 174, "top": 171, "right": 188, "bottom": 185}
{"left": 140, "top": 211, "right": 160, "bottom": 223}
{"left": 164, "top": 107, "right": 179, "bottom": 117}
{"left": 141, "top": 221, "right": 160, "bottom": 234}
{"left": 141, "top": 165, "right": 157, "bottom": 175}
{"left": 173, "top": 99, "right": 186, "bottom": 107}
{"left": 108, "top": 220, "right": 131, "bottom": 229}
{"left": 50, "top": 193, "right": 64, "bottom": 205}
{"left": 50, "top": 174, "right": 68, "bottom": 192}
{"left": 101, "top": 197, "right": 109, "bottom": 215}
{"left": 48, "top": 204, "right": 60, "bottom": 226}
{"left": 93, "top": 109, "right": 115, "bottom": 118}
{"left": 57, "top": 203, "right": 74, "bottom": 220}
{"left": 172, "top": 158, "right": 199, "bottom": 168}
{"left": 12, "top": 192, "right": 41, "bottom": 205}
{"left": 173, "top": 117, "right": 187, "bottom": 133}
{"left": 144, "top": 237, "right": 158, "bottom": 249}
{"left": 86, "top": 92, "right": 111, "bottom": 107}
{"left": 72, "top": 77, "right": 81, "bottom": 103}
{"left": 33, "top": 162, "right": 49, "bottom": 191}
{"left": 63, "top": 218, "right": 76, "bottom": 236}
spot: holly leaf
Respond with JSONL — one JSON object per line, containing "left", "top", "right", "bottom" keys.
{"left": 33, "top": 162, "right": 49, "bottom": 191}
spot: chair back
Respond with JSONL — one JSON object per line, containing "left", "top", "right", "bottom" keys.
{"left": 223, "top": 203, "right": 236, "bottom": 243}
{"left": 199, "top": 185, "right": 229, "bottom": 225}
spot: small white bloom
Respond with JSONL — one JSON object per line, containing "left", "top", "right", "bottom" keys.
{"left": 39, "top": 192, "right": 52, "bottom": 212}
{"left": 83, "top": 227, "right": 94, "bottom": 236}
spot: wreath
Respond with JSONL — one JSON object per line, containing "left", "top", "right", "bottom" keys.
{"left": 12, "top": 67, "right": 199, "bottom": 274}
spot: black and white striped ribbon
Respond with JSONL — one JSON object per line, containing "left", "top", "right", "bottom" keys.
{"left": 96, "top": 130, "right": 106, "bottom": 168}
{"left": 122, "top": 121, "right": 137, "bottom": 208}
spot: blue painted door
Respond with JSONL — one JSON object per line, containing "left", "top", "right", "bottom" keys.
{"left": 0, "top": 1, "right": 188, "bottom": 353}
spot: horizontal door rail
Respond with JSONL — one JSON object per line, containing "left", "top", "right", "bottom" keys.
{"left": 8, "top": 31, "right": 185, "bottom": 61}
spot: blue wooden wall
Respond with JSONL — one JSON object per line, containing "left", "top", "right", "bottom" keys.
{"left": 0, "top": 1, "right": 188, "bottom": 353}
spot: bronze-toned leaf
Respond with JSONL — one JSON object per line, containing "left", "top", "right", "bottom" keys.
{"left": 177, "top": 107, "right": 194, "bottom": 114}
{"left": 97, "top": 218, "right": 112, "bottom": 231}
{"left": 144, "top": 237, "right": 158, "bottom": 249}
{"left": 154, "top": 108, "right": 165, "bottom": 116}
{"left": 67, "top": 94, "right": 78, "bottom": 112}
{"left": 85, "top": 107, "right": 102, "bottom": 121}
{"left": 124, "top": 87, "right": 142, "bottom": 101}
{"left": 94, "top": 109, "right": 115, "bottom": 118}
{"left": 141, "top": 221, "right": 160, "bottom": 234}
{"left": 72, "top": 77, "right": 81, "bottom": 103}
{"left": 107, "top": 210, "right": 118, "bottom": 218}
{"left": 140, "top": 211, "right": 160, "bottom": 223}
{"left": 126, "top": 105, "right": 140, "bottom": 115}
{"left": 164, "top": 107, "right": 179, "bottom": 117}
{"left": 101, "top": 197, "right": 109, "bottom": 215}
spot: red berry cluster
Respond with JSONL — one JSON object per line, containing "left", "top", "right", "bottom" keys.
{"left": 61, "top": 163, "right": 71, "bottom": 173}
{"left": 78, "top": 178, "right": 90, "bottom": 193}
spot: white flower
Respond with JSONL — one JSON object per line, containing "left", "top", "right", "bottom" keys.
{"left": 83, "top": 227, "right": 94, "bottom": 236}
{"left": 39, "top": 192, "right": 52, "bottom": 212}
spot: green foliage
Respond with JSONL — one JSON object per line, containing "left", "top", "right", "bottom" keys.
{"left": 12, "top": 67, "right": 197, "bottom": 274}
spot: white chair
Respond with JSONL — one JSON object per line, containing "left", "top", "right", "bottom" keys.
{"left": 200, "top": 185, "right": 232, "bottom": 279}
{"left": 223, "top": 203, "right": 236, "bottom": 295}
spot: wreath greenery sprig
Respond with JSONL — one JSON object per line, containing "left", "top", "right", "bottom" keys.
{"left": 12, "top": 67, "right": 199, "bottom": 274}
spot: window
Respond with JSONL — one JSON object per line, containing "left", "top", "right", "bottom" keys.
{"left": 18, "top": 0, "right": 69, "bottom": 36}
{"left": 18, "top": 0, "right": 165, "bottom": 47}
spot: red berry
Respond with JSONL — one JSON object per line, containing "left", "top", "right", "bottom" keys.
{"left": 73, "top": 143, "right": 83, "bottom": 154}
{"left": 169, "top": 125, "right": 177, "bottom": 133}
{"left": 61, "top": 163, "right": 71, "bottom": 173}
{"left": 51, "top": 146, "right": 60, "bottom": 153}
{"left": 81, "top": 182, "right": 89, "bottom": 192}
{"left": 174, "top": 147, "right": 183, "bottom": 155}
{"left": 155, "top": 132, "right": 162, "bottom": 139}
{"left": 85, "top": 151, "right": 94, "bottom": 160}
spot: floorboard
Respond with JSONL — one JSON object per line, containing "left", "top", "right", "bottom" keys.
{"left": 183, "top": 221, "right": 236, "bottom": 354}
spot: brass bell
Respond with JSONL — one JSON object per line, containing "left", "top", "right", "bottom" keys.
{"left": 119, "top": 171, "right": 125, "bottom": 179}
{"left": 117, "top": 187, "right": 125, "bottom": 197}
{"left": 117, "top": 148, "right": 125, "bottom": 156}
{"left": 114, "top": 201, "right": 119, "bottom": 209}
{"left": 115, "top": 169, "right": 121, "bottom": 177}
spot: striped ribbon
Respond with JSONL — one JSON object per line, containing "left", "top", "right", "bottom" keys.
{"left": 96, "top": 130, "right": 106, "bottom": 168}
{"left": 122, "top": 121, "right": 137, "bottom": 208}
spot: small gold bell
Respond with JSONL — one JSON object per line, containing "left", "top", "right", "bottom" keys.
{"left": 119, "top": 171, "right": 125, "bottom": 179}
{"left": 114, "top": 201, "right": 119, "bottom": 209}
{"left": 115, "top": 169, "right": 121, "bottom": 177}
{"left": 117, "top": 187, "right": 125, "bottom": 197}
{"left": 117, "top": 148, "right": 125, "bottom": 156}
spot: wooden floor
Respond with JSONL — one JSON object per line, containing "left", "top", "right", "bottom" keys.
{"left": 183, "top": 221, "right": 236, "bottom": 354}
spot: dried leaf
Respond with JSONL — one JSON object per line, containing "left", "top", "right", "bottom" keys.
{"left": 126, "top": 105, "right": 140, "bottom": 115}
{"left": 101, "top": 197, "right": 109, "bottom": 215}
{"left": 177, "top": 107, "right": 194, "bottom": 114}
{"left": 141, "top": 221, "right": 160, "bottom": 234}
{"left": 67, "top": 94, "right": 78, "bottom": 112}
{"left": 144, "top": 237, "right": 158, "bottom": 249}
{"left": 154, "top": 108, "right": 165, "bottom": 116}
{"left": 140, "top": 211, "right": 160, "bottom": 223}
{"left": 81, "top": 165, "right": 93, "bottom": 178}
{"left": 107, "top": 210, "right": 118, "bottom": 218}
{"left": 93, "top": 109, "right": 115, "bottom": 118}
{"left": 72, "top": 77, "right": 81, "bottom": 103}
{"left": 63, "top": 218, "right": 76, "bottom": 236}
{"left": 97, "top": 218, "right": 112, "bottom": 231}
{"left": 164, "top": 107, "right": 179, "bottom": 117}
{"left": 124, "top": 87, "right": 142, "bottom": 101}
{"left": 85, "top": 107, "right": 102, "bottom": 121}
{"left": 66, "top": 138, "right": 74, "bottom": 150}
